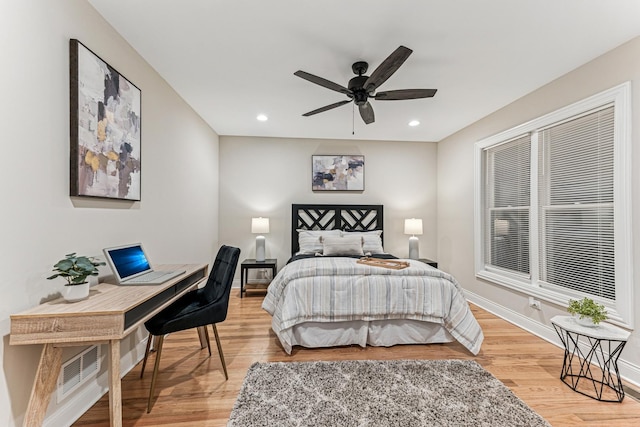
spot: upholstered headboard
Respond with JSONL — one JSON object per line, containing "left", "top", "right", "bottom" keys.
{"left": 291, "top": 204, "right": 383, "bottom": 255}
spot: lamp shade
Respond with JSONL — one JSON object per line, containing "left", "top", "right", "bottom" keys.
{"left": 404, "top": 218, "right": 423, "bottom": 236}
{"left": 251, "top": 217, "right": 270, "bottom": 234}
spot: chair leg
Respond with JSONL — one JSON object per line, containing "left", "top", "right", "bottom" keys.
{"left": 197, "top": 326, "right": 205, "bottom": 348}
{"left": 203, "top": 325, "right": 212, "bottom": 357}
{"left": 197, "top": 326, "right": 212, "bottom": 356}
{"left": 140, "top": 333, "right": 153, "bottom": 379}
{"left": 147, "top": 334, "right": 165, "bottom": 413}
{"left": 212, "top": 324, "right": 228, "bottom": 380}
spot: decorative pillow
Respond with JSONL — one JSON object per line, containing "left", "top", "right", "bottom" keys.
{"left": 322, "top": 235, "right": 365, "bottom": 257}
{"left": 296, "top": 229, "right": 341, "bottom": 254}
{"left": 342, "top": 230, "right": 384, "bottom": 254}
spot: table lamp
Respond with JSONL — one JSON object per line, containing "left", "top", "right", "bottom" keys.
{"left": 404, "top": 218, "right": 423, "bottom": 260}
{"left": 251, "top": 217, "right": 270, "bottom": 261}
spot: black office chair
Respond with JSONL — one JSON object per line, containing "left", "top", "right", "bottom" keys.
{"left": 140, "top": 245, "right": 241, "bottom": 413}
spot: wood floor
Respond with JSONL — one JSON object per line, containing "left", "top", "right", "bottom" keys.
{"left": 74, "top": 291, "right": 640, "bottom": 426}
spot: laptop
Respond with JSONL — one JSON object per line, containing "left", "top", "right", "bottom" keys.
{"left": 103, "top": 243, "right": 185, "bottom": 285}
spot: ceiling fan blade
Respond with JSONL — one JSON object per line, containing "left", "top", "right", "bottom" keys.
{"left": 294, "top": 71, "right": 351, "bottom": 95}
{"left": 375, "top": 88, "right": 437, "bottom": 101}
{"left": 302, "top": 99, "right": 352, "bottom": 116}
{"left": 358, "top": 102, "right": 375, "bottom": 124}
{"left": 363, "top": 46, "right": 413, "bottom": 92}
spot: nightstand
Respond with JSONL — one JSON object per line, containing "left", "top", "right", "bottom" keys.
{"left": 240, "top": 258, "right": 277, "bottom": 298}
{"left": 418, "top": 258, "right": 438, "bottom": 268}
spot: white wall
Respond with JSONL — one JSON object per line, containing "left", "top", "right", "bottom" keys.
{"left": 0, "top": 1, "right": 219, "bottom": 425}
{"left": 437, "top": 36, "right": 640, "bottom": 384}
{"left": 219, "top": 136, "right": 437, "bottom": 271}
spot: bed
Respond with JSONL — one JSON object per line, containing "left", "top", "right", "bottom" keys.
{"left": 262, "top": 204, "right": 484, "bottom": 355}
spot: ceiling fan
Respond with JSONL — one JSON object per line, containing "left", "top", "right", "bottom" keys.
{"left": 294, "top": 46, "right": 437, "bottom": 125}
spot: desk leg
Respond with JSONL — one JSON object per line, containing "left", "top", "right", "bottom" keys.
{"left": 108, "top": 339, "right": 122, "bottom": 427}
{"left": 23, "top": 343, "right": 63, "bottom": 427}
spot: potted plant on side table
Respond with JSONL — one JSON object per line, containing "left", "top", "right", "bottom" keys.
{"left": 47, "top": 253, "right": 105, "bottom": 302}
{"left": 567, "top": 297, "right": 608, "bottom": 327}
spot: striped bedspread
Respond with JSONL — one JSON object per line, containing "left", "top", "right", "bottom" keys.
{"left": 262, "top": 257, "right": 484, "bottom": 355}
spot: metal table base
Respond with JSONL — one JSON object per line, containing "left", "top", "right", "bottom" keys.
{"left": 552, "top": 322, "right": 627, "bottom": 402}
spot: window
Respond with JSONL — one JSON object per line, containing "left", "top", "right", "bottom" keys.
{"left": 474, "top": 83, "right": 632, "bottom": 327}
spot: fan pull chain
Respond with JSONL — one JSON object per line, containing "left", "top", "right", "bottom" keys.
{"left": 352, "top": 102, "right": 355, "bottom": 135}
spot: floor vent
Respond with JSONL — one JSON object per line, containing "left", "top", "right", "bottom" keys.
{"left": 57, "top": 345, "right": 101, "bottom": 402}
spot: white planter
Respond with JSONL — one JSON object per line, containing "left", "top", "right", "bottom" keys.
{"left": 574, "top": 315, "right": 598, "bottom": 328}
{"left": 62, "top": 283, "right": 89, "bottom": 302}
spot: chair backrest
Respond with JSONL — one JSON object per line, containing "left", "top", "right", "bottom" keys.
{"left": 200, "top": 245, "right": 240, "bottom": 318}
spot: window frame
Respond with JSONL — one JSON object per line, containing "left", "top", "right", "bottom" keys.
{"left": 473, "top": 82, "right": 633, "bottom": 328}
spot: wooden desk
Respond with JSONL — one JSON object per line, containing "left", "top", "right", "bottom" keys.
{"left": 10, "top": 263, "right": 208, "bottom": 427}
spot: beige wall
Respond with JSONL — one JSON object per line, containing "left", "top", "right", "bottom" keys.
{"left": 437, "top": 36, "right": 640, "bottom": 383}
{"left": 219, "top": 136, "right": 438, "bottom": 269}
{"left": 0, "top": 1, "right": 219, "bottom": 425}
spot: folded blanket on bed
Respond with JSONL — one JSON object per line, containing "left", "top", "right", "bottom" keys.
{"left": 262, "top": 257, "right": 484, "bottom": 355}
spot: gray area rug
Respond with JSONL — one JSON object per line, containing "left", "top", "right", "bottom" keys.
{"left": 228, "top": 359, "right": 551, "bottom": 427}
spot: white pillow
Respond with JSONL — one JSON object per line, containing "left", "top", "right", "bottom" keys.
{"left": 297, "top": 229, "right": 341, "bottom": 254}
{"left": 322, "top": 235, "right": 365, "bottom": 257}
{"left": 341, "top": 230, "right": 384, "bottom": 254}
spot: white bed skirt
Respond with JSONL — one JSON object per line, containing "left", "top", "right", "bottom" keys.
{"left": 284, "top": 319, "right": 455, "bottom": 351}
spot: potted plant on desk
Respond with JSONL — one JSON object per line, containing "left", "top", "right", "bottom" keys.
{"left": 567, "top": 297, "right": 608, "bottom": 327}
{"left": 47, "top": 253, "right": 105, "bottom": 302}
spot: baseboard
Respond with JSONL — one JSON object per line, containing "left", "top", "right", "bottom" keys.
{"left": 43, "top": 330, "right": 149, "bottom": 427}
{"left": 465, "top": 290, "right": 640, "bottom": 389}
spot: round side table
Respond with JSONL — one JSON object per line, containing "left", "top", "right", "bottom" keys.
{"left": 551, "top": 315, "right": 630, "bottom": 402}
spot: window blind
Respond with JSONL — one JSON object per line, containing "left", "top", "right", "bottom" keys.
{"left": 538, "top": 106, "right": 614, "bottom": 299}
{"left": 485, "top": 135, "right": 531, "bottom": 275}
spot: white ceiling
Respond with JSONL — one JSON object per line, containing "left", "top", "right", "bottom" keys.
{"left": 88, "top": 0, "right": 640, "bottom": 142}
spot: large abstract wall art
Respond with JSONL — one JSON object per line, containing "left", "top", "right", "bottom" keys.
{"left": 312, "top": 155, "right": 365, "bottom": 191}
{"left": 70, "top": 39, "right": 141, "bottom": 200}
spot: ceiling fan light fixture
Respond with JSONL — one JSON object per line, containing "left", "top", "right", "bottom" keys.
{"left": 294, "top": 46, "right": 436, "bottom": 126}
{"left": 408, "top": 120, "right": 420, "bottom": 127}
{"left": 256, "top": 114, "right": 268, "bottom": 122}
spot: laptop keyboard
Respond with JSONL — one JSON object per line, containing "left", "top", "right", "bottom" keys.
{"left": 127, "top": 271, "right": 172, "bottom": 283}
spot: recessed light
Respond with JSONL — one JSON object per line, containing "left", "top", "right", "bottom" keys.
{"left": 408, "top": 120, "right": 420, "bottom": 127}
{"left": 257, "top": 114, "right": 268, "bottom": 122}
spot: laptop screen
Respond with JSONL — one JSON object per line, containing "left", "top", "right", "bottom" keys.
{"left": 105, "top": 245, "right": 151, "bottom": 280}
